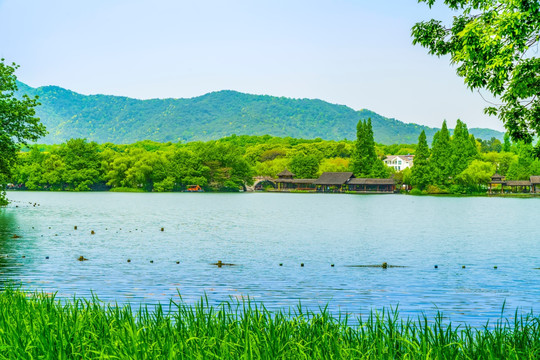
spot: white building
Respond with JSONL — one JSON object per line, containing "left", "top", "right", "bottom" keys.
{"left": 383, "top": 155, "right": 414, "bottom": 171}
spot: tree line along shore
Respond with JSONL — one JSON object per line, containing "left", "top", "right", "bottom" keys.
{"left": 6, "top": 118, "right": 540, "bottom": 195}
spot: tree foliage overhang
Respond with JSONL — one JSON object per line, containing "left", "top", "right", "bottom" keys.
{"left": 412, "top": 0, "right": 540, "bottom": 150}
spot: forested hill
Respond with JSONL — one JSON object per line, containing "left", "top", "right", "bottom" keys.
{"left": 16, "top": 82, "right": 504, "bottom": 144}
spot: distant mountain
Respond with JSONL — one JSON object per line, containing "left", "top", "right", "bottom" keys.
{"left": 15, "top": 82, "right": 504, "bottom": 145}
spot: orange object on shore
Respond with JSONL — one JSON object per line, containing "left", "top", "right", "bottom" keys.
{"left": 186, "top": 185, "right": 203, "bottom": 192}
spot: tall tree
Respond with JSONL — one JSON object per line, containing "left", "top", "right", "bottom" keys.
{"left": 0, "top": 60, "right": 46, "bottom": 204}
{"left": 411, "top": 130, "right": 431, "bottom": 190}
{"left": 351, "top": 119, "right": 369, "bottom": 176}
{"left": 451, "top": 119, "right": 478, "bottom": 175}
{"left": 351, "top": 118, "right": 388, "bottom": 177}
{"left": 503, "top": 133, "right": 512, "bottom": 152}
{"left": 412, "top": 0, "right": 540, "bottom": 149}
{"left": 430, "top": 121, "right": 452, "bottom": 185}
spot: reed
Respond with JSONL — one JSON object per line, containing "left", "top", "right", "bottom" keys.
{"left": 0, "top": 288, "right": 539, "bottom": 359}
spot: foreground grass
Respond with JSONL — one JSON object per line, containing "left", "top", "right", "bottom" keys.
{"left": 0, "top": 289, "right": 539, "bottom": 359}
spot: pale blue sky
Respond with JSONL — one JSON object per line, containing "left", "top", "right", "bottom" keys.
{"left": 0, "top": 0, "right": 504, "bottom": 130}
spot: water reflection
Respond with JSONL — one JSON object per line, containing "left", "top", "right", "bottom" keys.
{"left": 0, "top": 208, "right": 22, "bottom": 282}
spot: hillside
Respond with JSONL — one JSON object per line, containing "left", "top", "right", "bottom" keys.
{"left": 15, "top": 82, "right": 504, "bottom": 144}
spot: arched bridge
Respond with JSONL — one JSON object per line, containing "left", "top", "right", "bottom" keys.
{"left": 248, "top": 176, "right": 276, "bottom": 191}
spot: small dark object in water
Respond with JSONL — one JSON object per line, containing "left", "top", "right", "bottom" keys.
{"left": 49, "top": 227, "right": 51, "bottom": 229}
{"left": 78, "top": 256, "right": 88, "bottom": 261}
{"left": 127, "top": 259, "right": 131, "bottom": 263}
{"left": 150, "top": 260, "right": 154, "bottom": 263}
{"left": 462, "top": 265, "right": 466, "bottom": 269}
{"left": 12, "top": 234, "right": 21, "bottom": 239}
{"left": 494, "top": 266, "right": 497, "bottom": 269}
{"left": 91, "top": 230, "right": 95, "bottom": 235}
{"left": 45, "top": 256, "right": 49, "bottom": 259}
{"left": 331, "top": 264, "right": 335, "bottom": 267}
{"left": 345, "top": 264, "right": 407, "bottom": 268}
{"left": 32, "top": 227, "right": 34, "bottom": 229}
{"left": 212, "top": 260, "right": 235, "bottom": 267}
{"left": 22, "top": 256, "right": 25, "bottom": 258}
{"left": 279, "top": 263, "right": 283, "bottom": 266}
{"left": 74, "top": 226, "right": 77, "bottom": 230}
{"left": 300, "top": 263, "right": 304, "bottom": 267}
{"left": 161, "top": 227, "right": 164, "bottom": 232}
{"left": 15, "top": 205, "right": 18, "bottom": 208}
{"left": 382, "top": 262, "right": 388, "bottom": 269}
{"left": 434, "top": 265, "right": 438, "bottom": 269}
{"left": 176, "top": 261, "right": 179, "bottom": 264}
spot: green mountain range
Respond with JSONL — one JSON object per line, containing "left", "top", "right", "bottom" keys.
{"left": 15, "top": 82, "right": 504, "bottom": 145}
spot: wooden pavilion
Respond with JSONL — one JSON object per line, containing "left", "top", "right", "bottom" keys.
{"left": 347, "top": 178, "right": 395, "bottom": 193}
{"left": 312, "top": 172, "right": 354, "bottom": 193}
{"left": 488, "top": 173, "right": 506, "bottom": 194}
{"left": 274, "top": 169, "right": 315, "bottom": 191}
{"left": 531, "top": 176, "right": 540, "bottom": 193}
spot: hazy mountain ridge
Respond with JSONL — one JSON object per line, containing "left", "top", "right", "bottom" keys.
{"left": 15, "top": 82, "right": 504, "bottom": 145}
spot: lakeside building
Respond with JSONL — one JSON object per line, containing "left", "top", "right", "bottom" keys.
{"left": 383, "top": 155, "right": 414, "bottom": 171}
{"left": 274, "top": 170, "right": 395, "bottom": 193}
{"left": 489, "top": 173, "right": 540, "bottom": 193}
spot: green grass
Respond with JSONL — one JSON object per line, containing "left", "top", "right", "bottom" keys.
{"left": 109, "top": 187, "right": 145, "bottom": 193}
{"left": 0, "top": 288, "right": 539, "bottom": 359}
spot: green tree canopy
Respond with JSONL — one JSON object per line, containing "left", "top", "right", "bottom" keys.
{"left": 411, "top": 130, "right": 431, "bottom": 190}
{"left": 0, "top": 60, "right": 46, "bottom": 204}
{"left": 430, "top": 120, "right": 453, "bottom": 184}
{"left": 351, "top": 118, "right": 389, "bottom": 177}
{"left": 412, "top": 0, "right": 540, "bottom": 149}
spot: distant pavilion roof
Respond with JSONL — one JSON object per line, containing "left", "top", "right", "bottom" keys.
{"left": 530, "top": 176, "right": 540, "bottom": 184}
{"left": 277, "top": 169, "right": 295, "bottom": 177}
{"left": 313, "top": 172, "right": 354, "bottom": 185}
{"left": 506, "top": 180, "right": 532, "bottom": 187}
{"left": 348, "top": 178, "right": 395, "bottom": 185}
{"left": 274, "top": 178, "right": 315, "bottom": 184}
{"left": 490, "top": 173, "right": 506, "bottom": 184}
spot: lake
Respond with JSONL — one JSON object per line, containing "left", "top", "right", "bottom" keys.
{"left": 1, "top": 191, "right": 539, "bottom": 325}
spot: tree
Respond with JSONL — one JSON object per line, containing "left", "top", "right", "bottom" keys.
{"left": 411, "top": 130, "right": 432, "bottom": 190}
{"left": 456, "top": 160, "right": 496, "bottom": 191}
{"left": 289, "top": 154, "right": 319, "bottom": 179}
{"left": 503, "top": 132, "right": 512, "bottom": 152}
{"left": 430, "top": 121, "right": 452, "bottom": 185}
{"left": 351, "top": 118, "right": 388, "bottom": 177}
{"left": 412, "top": 1, "right": 540, "bottom": 149}
{"left": 450, "top": 119, "right": 478, "bottom": 174}
{"left": 0, "top": 60, "right": 46, "bottom": 204}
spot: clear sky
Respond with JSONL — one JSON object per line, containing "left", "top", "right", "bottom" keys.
{"left": 0, "top": 0, "right": 504, "bottom": 131}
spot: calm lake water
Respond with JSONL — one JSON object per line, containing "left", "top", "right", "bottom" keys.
{"left": 1, "top": 191, "right": 539, "bottom": 325}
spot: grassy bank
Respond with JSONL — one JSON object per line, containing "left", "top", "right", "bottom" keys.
{"left": 0, "top": 289, "right": 539, "bottom": 359}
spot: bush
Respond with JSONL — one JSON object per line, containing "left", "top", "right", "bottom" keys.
{"left": 426, "top": 185, "right": 449, "bottom": 194}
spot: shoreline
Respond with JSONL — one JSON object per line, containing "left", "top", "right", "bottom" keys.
{"left": 5, "top": 188, "right": 540, "bottom": 198}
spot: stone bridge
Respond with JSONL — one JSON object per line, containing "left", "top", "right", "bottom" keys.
{"left": 246, "top": 176, "right": 277, "bottom": 191}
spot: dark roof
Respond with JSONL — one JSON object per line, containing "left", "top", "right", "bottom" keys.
{"left": 312, "top": 172, "right": 354, "bottom": 185}
{"left": 277, "top": 169, "right": 295, "bottom": 177}
{"left": 506, "top": 180, "right": 532, "bottom": 186}
{"left": 491, "top": 173, "right": 504, "bottom": 180}
{"left": 530, "top": 176, "right": 540, "bottom": 184}
{"left": 347, "top": 178, "right": 395, "bottom": 185}
{"left": 274, "top": 179, "right": 315, "bottom": 184}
